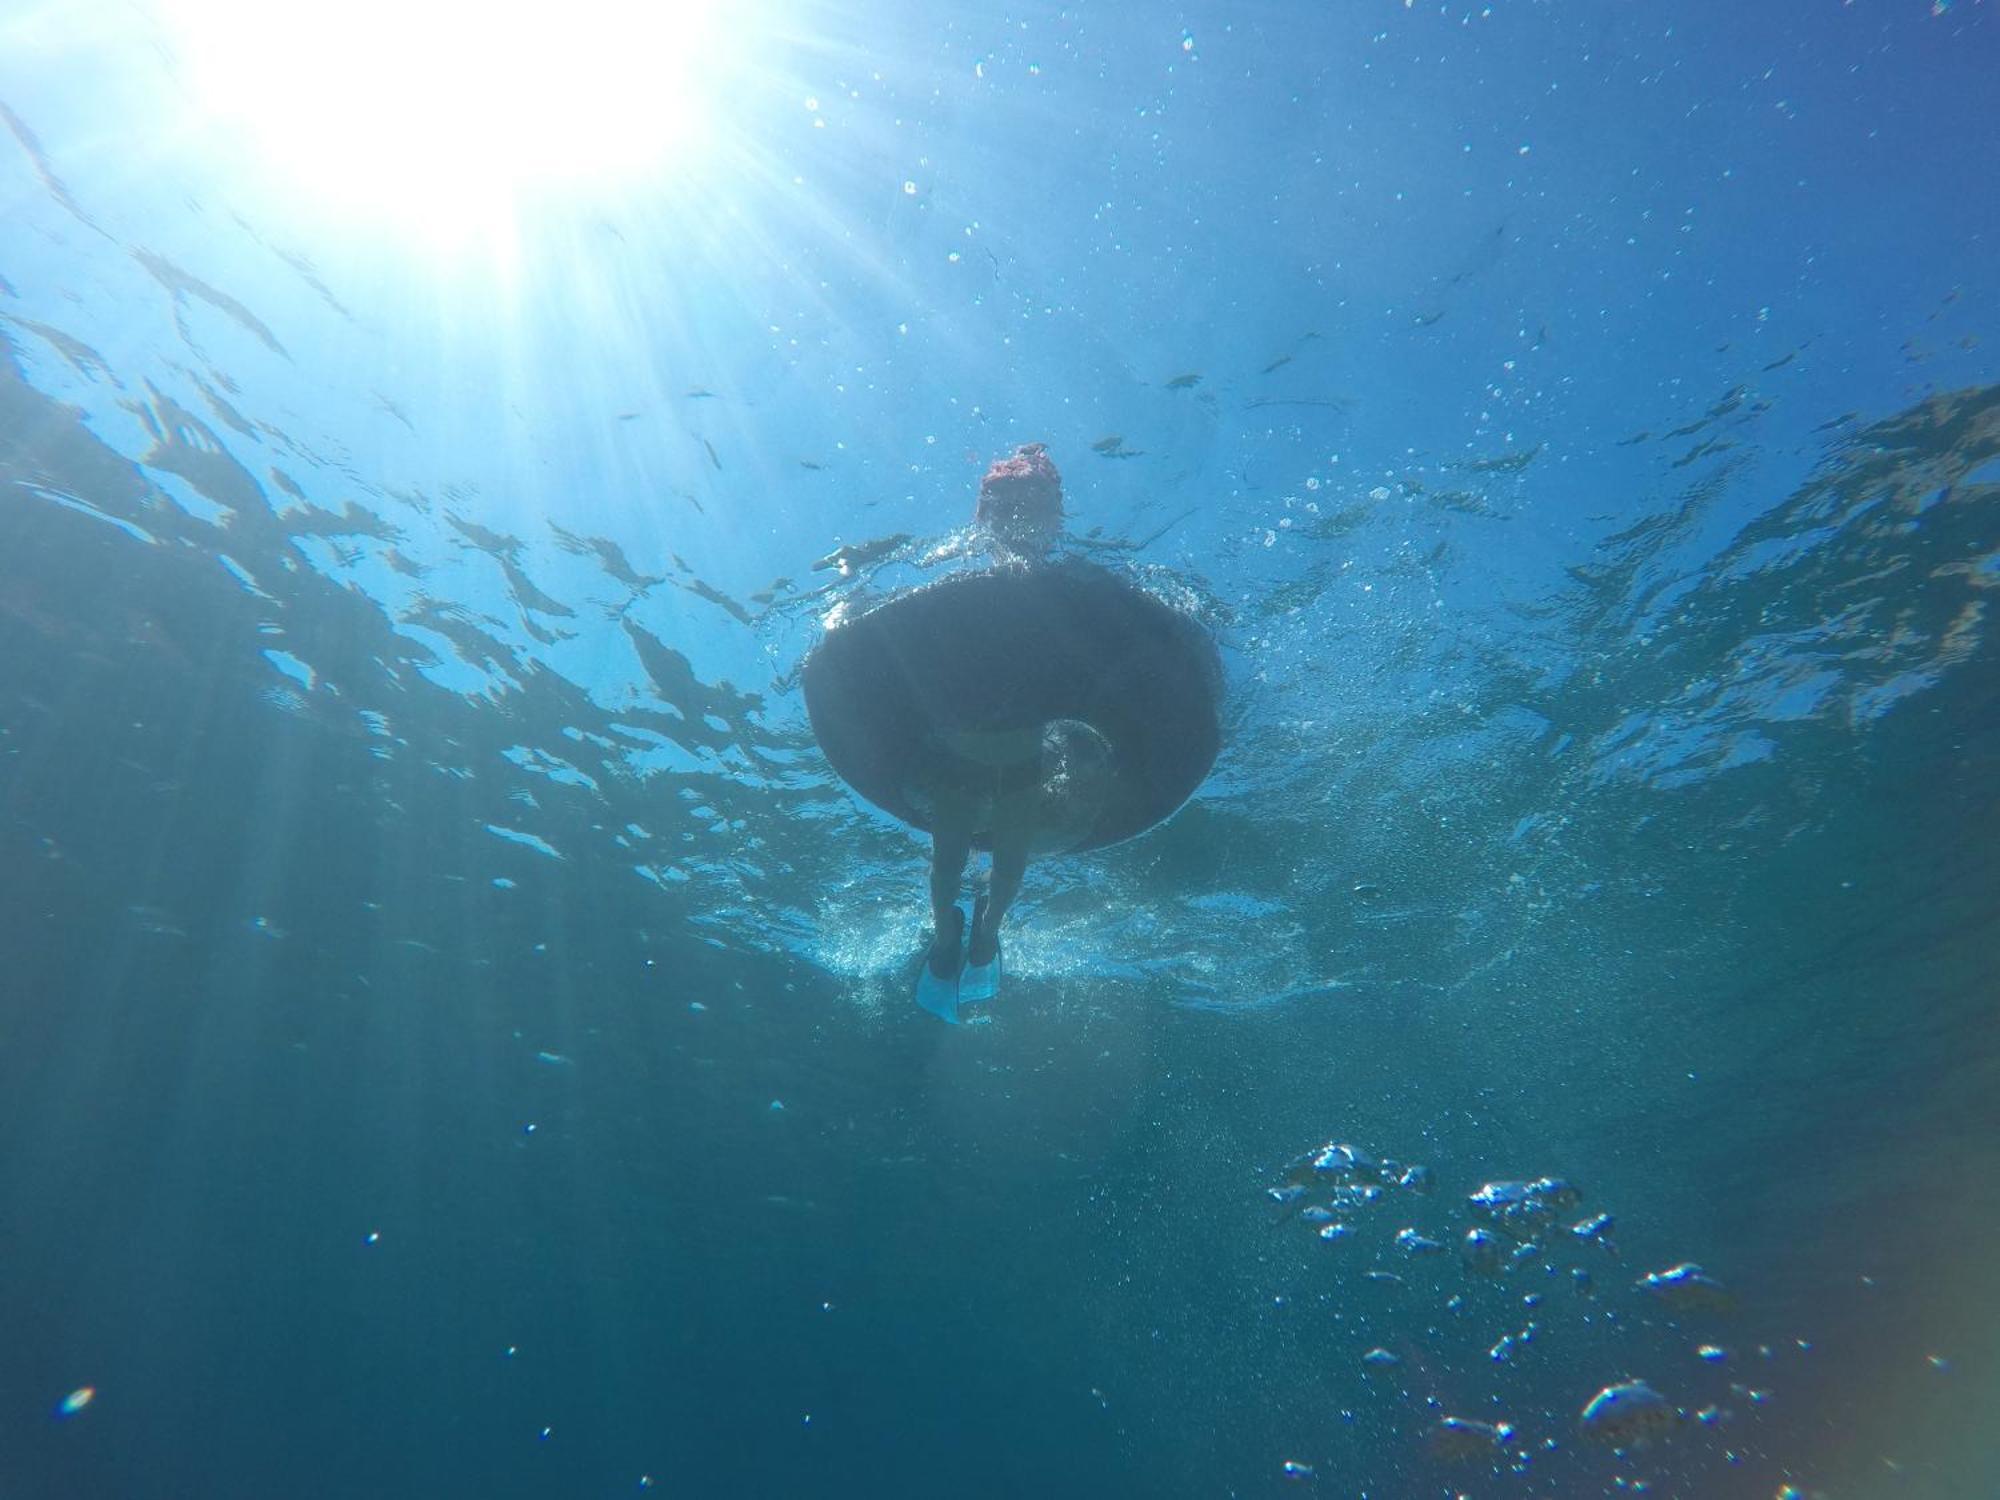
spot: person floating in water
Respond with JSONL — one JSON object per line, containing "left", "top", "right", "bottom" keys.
{"left": 801, "top": 443, "right": 1222, "bottom": 1022}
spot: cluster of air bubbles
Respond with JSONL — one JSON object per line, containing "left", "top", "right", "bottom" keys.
{"left": 1267, "top": 1141, "right": 1432, "bottom": 1245}
{"left": 1261, "top": 1138, "right": 1822, "bottom": 1487}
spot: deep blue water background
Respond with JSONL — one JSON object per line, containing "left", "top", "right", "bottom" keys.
{"left": 2, "top": 3, "right": 1998, "bottom": 1497}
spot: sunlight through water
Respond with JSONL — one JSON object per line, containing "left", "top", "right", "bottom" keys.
{"left": 153, "top": 0, "right": 755, "bottom": 245}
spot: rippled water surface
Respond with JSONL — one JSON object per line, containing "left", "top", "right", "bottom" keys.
{"left": 2, "top": 4, "right": 1997, "bottom": 1497}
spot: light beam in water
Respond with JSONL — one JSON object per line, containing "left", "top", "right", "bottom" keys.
{"left": 153, "top": 0, "right": 759, "bottom": 245}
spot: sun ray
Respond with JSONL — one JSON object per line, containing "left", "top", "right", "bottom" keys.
{"left": 149, "top": 0, "right": 762, "bottom": 250}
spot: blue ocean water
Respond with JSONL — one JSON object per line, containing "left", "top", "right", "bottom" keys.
{"left": 1, "top": 3, "right": 1996, "bottom": 1496}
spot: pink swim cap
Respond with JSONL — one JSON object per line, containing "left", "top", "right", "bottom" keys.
{"left": 974, "top": 442, "right": 1064, "bottom": 537}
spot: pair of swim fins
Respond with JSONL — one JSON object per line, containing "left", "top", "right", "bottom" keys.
{"left": 914, "top": 900, "right": 1000, "bottom": 1024}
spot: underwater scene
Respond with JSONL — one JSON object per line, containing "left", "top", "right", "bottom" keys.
{"left": 2, "top": 3, "right": 1996, "bottom": 1497}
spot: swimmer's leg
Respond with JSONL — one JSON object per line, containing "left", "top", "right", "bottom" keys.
{"left": 928, "top": 820, "right": 972, "bottom": 976}
{"left": 916, "top": 819, "right": 971, "bottom": 1024}
{"left": 960, "top": 825, "right": 1026, "bottom": 1002}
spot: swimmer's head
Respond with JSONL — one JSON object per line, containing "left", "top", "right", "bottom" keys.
{"left": 975, "top": 442, "right": 1064, "bottom": 551}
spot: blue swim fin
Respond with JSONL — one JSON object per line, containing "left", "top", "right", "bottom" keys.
{"left": 914, "top": 906, "right": 967, "bottom": 1024}
{"left": 958, "top": 896, "right": 1000, "bottom": 1005}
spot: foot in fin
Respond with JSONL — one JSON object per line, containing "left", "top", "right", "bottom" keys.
{"left": 915, "top": 905, "right": 967, "bottom": 1023}
{"left": 958, "top": 896, "right": 1001, "bottom": 1005}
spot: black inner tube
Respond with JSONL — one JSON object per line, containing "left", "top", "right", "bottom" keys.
{"left": 801, "top": 558, "right": 1222, "bottom": 852}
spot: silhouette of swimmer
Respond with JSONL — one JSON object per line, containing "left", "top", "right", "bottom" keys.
{"left": 801, "top": 443, "right": 1222, "bottom": 1019}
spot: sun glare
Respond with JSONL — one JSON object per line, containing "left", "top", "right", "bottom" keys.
{"left": 158, "top": 0, "right": 741, "bottom": 242}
